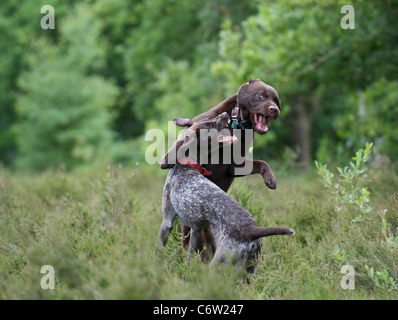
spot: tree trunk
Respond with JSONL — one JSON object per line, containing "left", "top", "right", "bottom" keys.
{"left": 292, "top": 95, "right": 312, "bottom": 170}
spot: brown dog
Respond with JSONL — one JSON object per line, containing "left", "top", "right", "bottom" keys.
{"left": 155, "top": 113, "right": 294, "bottom": 274}
{"left": 161, "top": 79, "right": 281, "bottom": 259}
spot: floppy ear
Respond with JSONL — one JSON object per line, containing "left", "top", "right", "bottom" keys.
{"left": 244, "top": 226, "right": 295, "bottom": 241}
{"left": 237, "top": 80, "right": 255, "bottom": 108}
{"left": 160, "top": 130, "right": 197, "bottom": 169}
{"left": 161, "top": 139, "right": 184, "bottom": 169}
{"left": 173, "top": 118, "right": 193, "bottom": 127}
{"left": 276, "top": 97, "right": 282, "bottom": 110}
{"left": 274, "top": 94, "right": 282, "bottom": 111}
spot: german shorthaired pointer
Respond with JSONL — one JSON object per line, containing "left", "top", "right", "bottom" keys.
{"left": 155, "top": 112, "right": 294, "bottom": 273}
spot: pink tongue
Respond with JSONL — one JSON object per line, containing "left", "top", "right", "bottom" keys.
{"left": 256, "top": 114, "right": 268, "bottom": 133}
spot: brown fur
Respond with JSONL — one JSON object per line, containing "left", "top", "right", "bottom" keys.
{"left": 155, "top": 112, "right": 294, "bottom": 273}
{"left": 161, "top": 79, "right": 282, "bottom": 260}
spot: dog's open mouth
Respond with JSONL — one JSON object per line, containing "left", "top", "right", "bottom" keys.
{"left": 253, "top": 113, "right": 269, "bottom": 134}
{"left": 218, "top": 134, "right": 238, "bottom": 144}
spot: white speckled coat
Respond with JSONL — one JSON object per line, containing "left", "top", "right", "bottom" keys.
{"left": 155, "top": 163, "right": 294, "bottom": 273}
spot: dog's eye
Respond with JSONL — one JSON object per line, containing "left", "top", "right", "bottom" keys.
{"left": 257, "top": 94, "right": 263, "bottom": 99}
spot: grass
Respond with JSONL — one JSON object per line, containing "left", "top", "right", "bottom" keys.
{"left": 0, "top": 163, "right": 397, "bottom": 300}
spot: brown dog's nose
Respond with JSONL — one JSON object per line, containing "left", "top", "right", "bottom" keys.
{"left": 268, "top": 105, "right": 280, "bottom": 119}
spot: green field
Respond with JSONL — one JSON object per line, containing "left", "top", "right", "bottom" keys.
{"left": 1, "top": 163, "right": 397, "bottom": 300}
{"left": 1, "top": 1, "right": 397, "bottom": 301}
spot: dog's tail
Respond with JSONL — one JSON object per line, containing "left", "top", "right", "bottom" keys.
{"left": 244, "top": 226, "right": 295, "bottom": 241}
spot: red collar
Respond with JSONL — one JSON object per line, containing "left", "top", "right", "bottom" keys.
{"left": 177, "top": 159, "right": 212, "bottom": 176}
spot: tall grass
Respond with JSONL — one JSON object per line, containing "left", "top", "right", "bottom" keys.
{"left": 0, "top": 163, "right": 397, "bottom": 299}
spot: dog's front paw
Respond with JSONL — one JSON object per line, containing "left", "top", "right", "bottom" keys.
{"left": 264, "top": 174, "right": 277, "bottom": 190}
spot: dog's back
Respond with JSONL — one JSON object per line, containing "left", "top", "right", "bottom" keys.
{"left": 167, "top": 164, "right": 256, "bottom": 236}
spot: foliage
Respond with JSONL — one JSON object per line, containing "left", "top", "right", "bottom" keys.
{"left": 1, "top": 0, "right": 398, "bottom": 301}
{"left": 0, "top": 1, "right": 397, "bottom": 171}
{"left": 315, "top": 143, "right": 373, "bottom": 222}
{"left": 364, "top": 210, "right": 398, "bottom": 292}
{"left": 316, "top": 144, "right": 397, "bottom": 294}
{"left": 1, "top": 165, "right": 397, "bottom": 299}
{"left": 213, "top": 0, "right": 398, "bottom": 164}
{"left": 14, "top": 4, "right": 118, "bottom": 171}
{"left": 331, "top": 80, "right": 398, "bottom": 165}
{"left": 365, "top": 265, "right": 398, "bottom": 292}
{"left": 0, "top": 0, "right": 70, "bottom": 165}
{"left": 332, "top": 245, "right": 348, "bottom": 268}
{"left": 379, "top": 209, "right": 398, "bottom": 251}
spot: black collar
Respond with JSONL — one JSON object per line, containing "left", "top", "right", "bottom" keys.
{"left": 230, "top": 100, "right": 251, "bottom": 129}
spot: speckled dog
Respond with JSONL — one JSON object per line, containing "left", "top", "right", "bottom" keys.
{"left": 155, "top": 112, "right": 294, "bottom": 273}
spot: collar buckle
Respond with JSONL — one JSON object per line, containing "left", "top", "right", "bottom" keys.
{"left": 230, "top": 100, "right": 251, "bottom": 130}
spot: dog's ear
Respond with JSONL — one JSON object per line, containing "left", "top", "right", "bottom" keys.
{"left": 237, "top": 80, "right": 258, "bottom": 108}
{"left": 160, "top": 130, "right": 197, "bottom": 169}
{"left": 160, "top": 139, "right": 184, "bottom": 169}
{"left": 173, "top": 118, "right": 193, "bottom": 127}
{"left": 274, "top": 95, "right": 282, "bottom": 111}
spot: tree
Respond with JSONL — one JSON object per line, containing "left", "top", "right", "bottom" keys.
{"left": 15, "top": 4, "right": 118, "bottom": 171}
{"left": 212, "top": 0, "right": 398, "bottom": 168}
{"left": 0, "top": 0, "right": 77, "bottom": 165}
{"left": 332, "top": 80, "right": 398, "bottom": 165}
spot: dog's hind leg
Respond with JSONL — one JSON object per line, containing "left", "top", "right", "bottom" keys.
{"left": 209, "top": 248, "right": 227, "bottom": 269}
{"left": 186, "top": 228, "right": 201, "bottom": 262}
